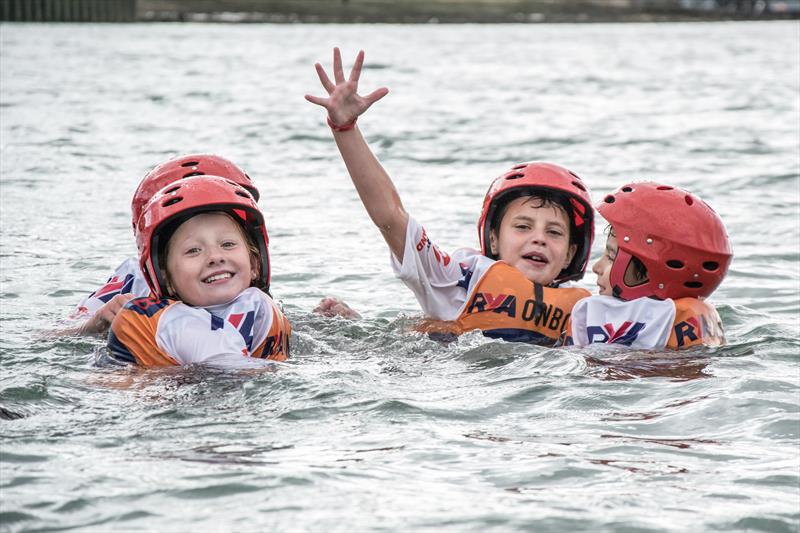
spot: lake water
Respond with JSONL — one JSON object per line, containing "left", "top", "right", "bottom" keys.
{"left": 1, "top": 21, "right": 798, "bottom": 532}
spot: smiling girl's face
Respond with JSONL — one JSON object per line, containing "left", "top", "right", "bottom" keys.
{"left": 164, "top": 212, "right": 257, "bottom": 307}
{"left": 489, "top": 196, "right": 576, "bottom": 285}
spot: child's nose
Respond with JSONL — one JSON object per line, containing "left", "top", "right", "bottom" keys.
{"left": 206, "top": 249, "right": 226, "bottom": 264}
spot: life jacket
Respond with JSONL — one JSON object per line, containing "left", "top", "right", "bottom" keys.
{"left": 251, "top": 306, "right": 291, "bottom": 361}
{"left": 108, "top": 293, "right": 291, "bottom": 367}
{"left": 419, "top": 262, "right": 590, "bottom": 344}
{"left": 667, "top": 297, "right": 725, "bottom": 349}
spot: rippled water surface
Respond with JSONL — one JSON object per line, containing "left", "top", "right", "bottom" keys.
{"left": 1, "top": 21, "right": 799, "bottom": 532}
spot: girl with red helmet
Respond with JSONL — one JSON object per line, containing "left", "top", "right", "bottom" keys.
{"left": 306, "top": 49, "right": 594, "bottom": 344}
{"left": 71, "top": 153, "right": 263, "bottom": 337}
{"left": 106, "top": 176, "right": 291, "bottom": 368}
{"left": 565, "top": 182, "right": 733, "bottom": 350}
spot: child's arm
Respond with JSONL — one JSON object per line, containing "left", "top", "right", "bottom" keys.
{"left": 305, "top": 48, "right": 408, "bottom": 260}
{"left": 73, "top": 294, "right": 135, "bottom": 336}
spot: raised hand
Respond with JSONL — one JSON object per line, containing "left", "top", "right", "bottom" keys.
{"left": 305, "top": 48, "right": 389, "bottom": 128}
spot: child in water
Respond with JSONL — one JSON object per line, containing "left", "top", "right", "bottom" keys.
{"left": 306, "top": 49, "right": 594, "bottom": 344}
{"left": 566, "top": 182, "right": 732, "bottom": 350}
{"left": 73, "top": 153, "right": 357, "bottom": 337}
{"left": 106, "top": 175, "right": 291, "bottom": 368}
{"left": 73, "top": 154, "right": 261, "bottom": 336}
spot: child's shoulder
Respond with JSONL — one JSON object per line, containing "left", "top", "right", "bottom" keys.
{"left": 121, "top": 295, "right": 175, "bottom": 317}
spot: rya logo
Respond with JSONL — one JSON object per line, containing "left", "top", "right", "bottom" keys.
{"left": 586, "top": 321, "right": 646, "bottom": 346}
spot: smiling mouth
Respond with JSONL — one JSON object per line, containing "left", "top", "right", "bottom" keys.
{"left": 204, "top": 272, "right": 233, "bottom": 284}
{"left": 522, "top": 253, "right": 548, "bottom": 264}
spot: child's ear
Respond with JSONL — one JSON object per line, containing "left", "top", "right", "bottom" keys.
{"left": 563, "top": 244, "right": 577, "bottom": 268}
{"left": 250, "top": 256, "right": 259, "bottom": 282}
{"left": 489, "top": 230, "right": 499, "bottom": 256}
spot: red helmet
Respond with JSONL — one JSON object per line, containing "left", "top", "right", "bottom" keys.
{"left": 131, "top": 154, "right": 259, "bottom": 235}
{"left": 136, "top": 175, "right": 270, "bottom": 299}
{"left": 477, "top": 161, "right": 594, "bottom": 283}
{"left": 598, "top": 182, "right": 732, "bottom": 301}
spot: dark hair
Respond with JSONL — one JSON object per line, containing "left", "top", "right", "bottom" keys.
{"left": 491, "top": 189, "right": 579, "bottom": 250}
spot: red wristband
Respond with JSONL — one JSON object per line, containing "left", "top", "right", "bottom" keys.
{"left": 327, "top": 115, "right": 357, "bottom": 132}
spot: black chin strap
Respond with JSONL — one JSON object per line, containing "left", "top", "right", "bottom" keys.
{"left": 533, "top": 282, "right": 544, "bottom": 322}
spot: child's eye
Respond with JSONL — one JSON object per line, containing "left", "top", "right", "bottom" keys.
{"left": 547, "top": 229, "right": 564, "bottom": 237}
{"left": 514, "top": 224, "right": 530, "bottom": 230}
{"left": 185, "top": 247, "right": 201, "bottom": 255}
{"left": 221, "top": 240, "right": 238, "bottom": 248}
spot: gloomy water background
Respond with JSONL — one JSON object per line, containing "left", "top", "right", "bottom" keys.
{"left": 1, "top": 21, "right": 798, "bottom": 532}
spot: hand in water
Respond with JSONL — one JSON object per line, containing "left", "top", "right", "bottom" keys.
{"left": 313, "top": 297, "right": 362, "bottom": 320}
{"left": 79, "top": 293, "right": 135, "bottom": 335}
{"left": 305, "top": 47, "right": 389, "bottom": 127}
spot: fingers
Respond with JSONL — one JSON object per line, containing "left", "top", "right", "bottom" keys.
{"left": 304, "top": 94, "right": 329, "bottom": 107}
{"left": 349, "top": 49, "right": 365, "bottom": 83}
{"left": 314, "top": 62, "right": 335, "bottom": 94}
{"left": 364, "top": 87, "right": 389, "bottom": 105}
{"left": 333, "top": 47, "right": 345, "bottom": 84}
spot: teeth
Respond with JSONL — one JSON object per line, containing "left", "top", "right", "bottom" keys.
{"left": 204, "top": 273, "right": 232, "bottom": 283}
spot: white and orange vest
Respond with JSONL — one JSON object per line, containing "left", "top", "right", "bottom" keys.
{"left": 107, "top": 287, "right": 291, "bottom": 369}
{"left": 391, "top": 217, "right": 589, "bottom": 344}
{"left": 565, "top": 294, "right": 724, "bottom": 350}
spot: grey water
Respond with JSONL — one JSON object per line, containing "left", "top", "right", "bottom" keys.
{"left": 1, "top": 21, "right": 798, "bottom": 532}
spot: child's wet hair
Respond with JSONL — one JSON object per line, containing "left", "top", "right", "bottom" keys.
{"left": 491, "top": 189, "right": 579, "bottom": 248}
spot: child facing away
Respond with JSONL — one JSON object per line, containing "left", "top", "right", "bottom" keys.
{"left": 106, "top": 175, "right": 291, "bottom": 369}
{"left": 305, "top": 48, "right": 594, "bottom": 345}
{"left": 565, "top": 181, "right": 733, "bottom": 350}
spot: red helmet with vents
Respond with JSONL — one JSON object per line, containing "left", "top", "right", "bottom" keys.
{"left": 477, "top": 161, "right": 594, "bottom": 284}
{"left": 131, "top": 154, "right": 259, "bottom": 236}
{"left": 136, "top": 176, "right": 269, "bottom": 299}
{"left": 598, "top": 181, "right": 732, "bottom": 301}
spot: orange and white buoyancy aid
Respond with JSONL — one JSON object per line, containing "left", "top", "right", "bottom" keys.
{"left": 107, "top": 287, "right": 291, "bottom": 368}
{"left": 565, "top": 293, "right": 724, "bottom": 350}
{"left": 667, "top": 297, "right": 724, "bottom": 349}
{"left": 420, "top": 262, "right": 590, "bottom": 344}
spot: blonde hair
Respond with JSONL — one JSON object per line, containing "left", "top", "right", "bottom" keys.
{"left": 160, "top": 211, "right": 261, "bottom": 299}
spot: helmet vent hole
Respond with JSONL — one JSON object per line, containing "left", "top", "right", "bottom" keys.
{"left": 621, "top": 186, "right": 633, "bottom": 193}
{"left": 684, "top": 281, "right": 703, "bottom": 289}
{"left": 604, "top": 195, "right": 615, "bottom": 204}
{"left": 235, "top": 191, "right": 251, "bottom": 199}
{"left": 572, "top": 180, "right": 586, "bottom": 191}
{"left": 183, "top": 171, "right": 203, "bottom": 178}
{"left": 162, "top": 196, "right": 183, "bottom": 207}
{"left": 164, "top": 185, "right": 181, "bottom": 194}
{"left": 181, "top": 161, "right": 200, "bottom": 167}
{"left": 666, "top": 260, "right": 684, "bottom": 269}
{"left": 657, "top": 186, "right": 673, "bottom": 191}
{"left": 703, "top": 261, "right": 719, "bottom": 271}
{"left": 506, "top": 173, "right": 524, "bottom": 180}
{"left": 512, "top": 164, "right": 527, "bottom": 170}
{"left": 685, "top": 195, "right": 694, "bottom": 205}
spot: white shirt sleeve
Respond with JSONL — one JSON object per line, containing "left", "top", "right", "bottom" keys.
{"left": 570, "top": 295, "right": 676, "bottom": 349}
{"left": 389, "top": 216, "right": 493, "bottom": 321}
{"left": 74, "top": 257, "right": 151, "bottom": 317}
